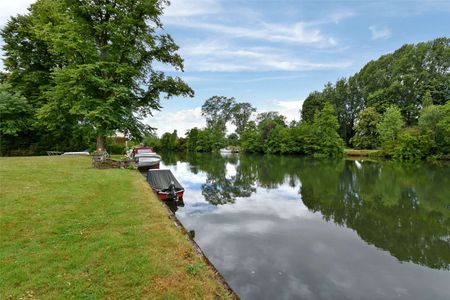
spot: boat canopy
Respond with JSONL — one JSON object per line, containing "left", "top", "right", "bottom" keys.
{"left": 147, "top": 169, "right": 183, "bottom": 191}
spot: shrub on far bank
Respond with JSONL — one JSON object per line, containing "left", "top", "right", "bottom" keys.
{"left": 392, "top": 128, "right": 429, "bottom": 161}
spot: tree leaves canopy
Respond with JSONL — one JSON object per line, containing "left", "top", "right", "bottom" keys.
{"left": 1, "top": 0, "right": 193, "bottom": 148}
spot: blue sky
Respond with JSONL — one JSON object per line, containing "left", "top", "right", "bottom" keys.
{"left": 1, "top": 0, "right": 449, "bottom": 136}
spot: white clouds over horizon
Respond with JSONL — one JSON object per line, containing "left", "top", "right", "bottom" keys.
{"left": 179, "top": 41, "right": 352, "bottom": 72}
{"left": 165, "top": 18, "right": 337, "bottom": 46}
{"left": 159, "top": 0, "right": 356, "bottom": 74}
{"left": 147, "top": 107, "right": 205, "bottom": 136}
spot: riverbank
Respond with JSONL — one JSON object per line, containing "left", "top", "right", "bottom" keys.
{"left": 343, "top": 149, "right": 382, "bottom": 157}
{"left": 0, "top": 156, "right": 234, "bottom": 299}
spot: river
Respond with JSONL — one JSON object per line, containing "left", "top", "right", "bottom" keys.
{"left": 158, "top": 152, "right": 450, "bottom": 300}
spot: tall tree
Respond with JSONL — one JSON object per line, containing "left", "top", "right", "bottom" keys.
{"left": 160, "top": 130, "right": 179, "bottom": 150}
{"left": 201, "top": 96, "right": 236, "bottom": 132}
{"left": 231, "top": 102, "right": 256, "bottom": 137}
{"left": 301, "top": 91, "right": 325, "bottom": 123}
{"left": 312, "top": 103, "right": 344, "bottom": 156}
{"left": 377, "top": 105, "right": 405, "bottom": 150}
{"left": 256, "top": 111, "right": 286, "bottom": 150}
{"left": 351, "top": 107, "right": 381, "bottom": 149}
{"left": 2, "top": 0, "right": 193, "bottom": 150}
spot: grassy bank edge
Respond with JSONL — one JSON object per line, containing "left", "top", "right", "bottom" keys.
{"left": 0, "top": 156, "right": 236, "bottom": 299}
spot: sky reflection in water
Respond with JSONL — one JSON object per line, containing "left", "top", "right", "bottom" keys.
{"left": 160, "top": 153, "right": 450, "bottom": 300}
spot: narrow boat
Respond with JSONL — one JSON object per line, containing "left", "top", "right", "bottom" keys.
{"left": 131, "top": 146, "right": 161, "bottom": 170}
{"left": 147, "top": 169, "right": 184, "bottom": 201}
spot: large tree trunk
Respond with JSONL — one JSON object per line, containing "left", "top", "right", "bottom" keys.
{"left": 96, "top": 135, "right": 105, "bottom": 152}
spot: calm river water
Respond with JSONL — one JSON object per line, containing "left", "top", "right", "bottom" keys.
{"left": 159, "top": 152, "right": 450, "bottom": 300}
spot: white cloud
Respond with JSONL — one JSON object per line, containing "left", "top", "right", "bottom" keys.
{"left": 241, "top": 74, "right": 305, "bottom": 83}
{"left": 311, "top": 9, "right": 356, "bottom": 25}
{"left": 0, "top": 0, "right": 35, "bottom": 71}
{"left": 166, "top": 18, "right": 335, "bottom": 46}
{"left": 369, "top": 25, "right": 392, "bottom": 40}
{"left": 0, "top": 0, "right": 34, "bottom": 27}
{"left": 276, "top": 100, "right": 304, "bottom": 111}
{"left": 259, "top": 100, "right": 304, "bottom": 122}
{"left": 146, "top": 107, "right": 205, "bottom": 136}
{"left": 163, "top": 0, "right": 220, "bottom": 17}
{"left": 179, "top": 41, "right": 352, "bottom": 72}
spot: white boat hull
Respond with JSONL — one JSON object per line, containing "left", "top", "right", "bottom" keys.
{"left": 136, "top": 154, "right": 161, "bottom": 169}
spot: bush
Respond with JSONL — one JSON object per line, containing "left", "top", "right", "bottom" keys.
{"left": 106, "top": 143, "right": 126, "bottom": 155}
{"left": 393, "top": 130, "right": 428, "bottom": 161}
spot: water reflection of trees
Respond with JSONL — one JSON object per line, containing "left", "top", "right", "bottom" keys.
{"left": 164, "top": 151, "right": 450, "bottom": 270}
{"left": 298, "top": 159, "right": 450, "bottom": 270}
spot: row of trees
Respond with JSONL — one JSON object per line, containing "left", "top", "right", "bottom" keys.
{"left": 357, "top": 102, "right": 450, "bottom": 160}
{"left": 153, "top": 97, "right": 345, "bottom": 157}
{"left": 152, "top": 38, "right": 449, "bottom": 160}
{"left": 301, "top": 38, "right": 449, "bottom": 144}
{"left": 153, "top": 96, "right": 449, "bottom": 160}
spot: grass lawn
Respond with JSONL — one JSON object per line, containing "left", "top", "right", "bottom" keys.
{"left": 0, "top": 156, "right": 234, "bottom": 299}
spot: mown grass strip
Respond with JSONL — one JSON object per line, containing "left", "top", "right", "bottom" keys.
{"left": 0, "top": 156, "right": 234, "bottom": 299}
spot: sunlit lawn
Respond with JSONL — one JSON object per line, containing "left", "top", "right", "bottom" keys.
{"left": 0, "top": 156, "right": 233, "bottom": 299}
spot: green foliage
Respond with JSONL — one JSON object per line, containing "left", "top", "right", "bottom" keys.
{"left": 302, "top": 37, "right": 450, "bottom": 146}
{"left": 1, "top": 0, "right": 193, "bottom": 151}
{"left": 201, "top": 96, "right": 235, "bottom": 132}
{"left": 240, "top": 104, "right": 343, "bottom": 157}
{"left": 0, "top": 84, "right": 32, "bottom": 137}
{"left": 0, "top": 84, "right": 33, "bottom": 154}
{"left": 160, "top": 130, "right": 179, "bottom": 151}
{"left": 185, "top": 127, "right": 200, "bottom": 151}
{"left": 227, "top": 133, "right": 239, "bottom": 146}
{"left": 240, "top": 121, "right": 262, "bottom": 153}
{"left": 265, "top": 125, "right": 288, "bottom": 154}
{"left": 256, "top": 111, "right": 286, "bottom": 151}
{"left": 231, "top": 102, "right": 256, "bottom": 137}
{"left": 201, "top": 96, "right": 256, "bottom": 145}
{"left": 351, "top": 107, "right": 381, "bottom": 149}
{"left": 310, "top": 103, "right": 344, "bottom": 156}
{"left": 377, "top": 105, "right": 405, "bottom": 154}
{"left": 435, "top": 101, "right": 450, "bottom": 154}
{"left": 301, "top": 91, "right": 325, "bottom": 123}
{"left": 143, "top": 133, "right": 162, "bottom": 151}
{"left": 183, "top": 127, "right": 226, "bottom": 152}
{"left": 393, "top": 129, "right": 428, "bottom": 161}
{"left": 422, "top": 90, "right": 434, "bottom": 107}
{"left": 106, "top": 144, "right": 126, "bottom": 155}
{"left": 419, "top": 103, "right": 444, "bottom": 149}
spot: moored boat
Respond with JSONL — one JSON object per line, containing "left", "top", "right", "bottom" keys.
{"left": 147, "top": 169, "right": 184, "bottom": 201}
{"left": 219, "top": 147, "right": 239, "bottom": 154}
{"left": 131, "top": 146, "right": 161, "bottom": 170}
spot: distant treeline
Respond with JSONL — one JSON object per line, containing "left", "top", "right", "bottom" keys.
{"left": 150, "top": 38, "right": 450, "bottom": 160}
{"left": 1, "top": 38, "right": 449, "bottom": 159}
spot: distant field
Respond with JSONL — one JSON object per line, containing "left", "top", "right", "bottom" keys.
{"left": 0, "top": 156, "right": 233, "bottom": 299}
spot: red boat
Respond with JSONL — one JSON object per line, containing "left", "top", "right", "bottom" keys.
{"left": 146, "top": 169, "right": 184, "bottom": 201}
